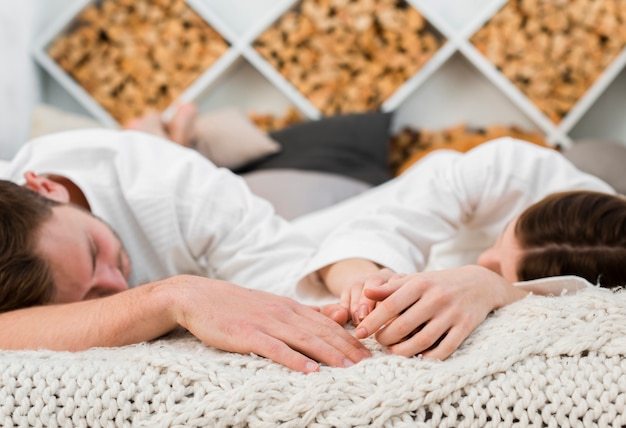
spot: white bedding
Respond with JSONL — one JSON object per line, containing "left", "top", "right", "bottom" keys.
{"left": 1, "top": 287, "right": 624, "bottom": 426}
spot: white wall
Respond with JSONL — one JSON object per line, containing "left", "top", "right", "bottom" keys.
{"left": 0, "top": 0, "right": 41, "bottom": 159}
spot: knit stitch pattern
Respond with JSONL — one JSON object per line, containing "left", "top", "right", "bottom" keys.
{"left": 1, "top": 288, "right": 625, "bottom": 427}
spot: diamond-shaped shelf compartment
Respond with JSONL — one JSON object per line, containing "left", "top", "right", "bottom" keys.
{"left": 36, "top": 0, "right": 626, "bottom": 148}
{"left": 468, "top": 0, "right": 626, "bottom": 134}
{"left": 33, "top": 0, "right": 239, "bottom": 127}
{"left": 245, "top": 0, "right": 448, "bottom": 118}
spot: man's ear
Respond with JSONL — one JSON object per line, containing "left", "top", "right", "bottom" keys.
{"left": 23, "top": 171, "right": 71, "bottom": 203}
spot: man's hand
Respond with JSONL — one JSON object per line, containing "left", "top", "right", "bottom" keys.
{"left": 354, "top": 265, "right": 528, "bottom": 360}
{"left": 166, "top": 275, "right": 371, "bottom": 373}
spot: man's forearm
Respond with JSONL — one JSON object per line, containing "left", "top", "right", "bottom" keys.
{"left": 0, "top": 279, "right": 176, "bottom": 351}
{"left": 0, "top": 275, "right": 372, "bottom": 373}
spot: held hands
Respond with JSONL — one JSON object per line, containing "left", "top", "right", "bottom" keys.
{"left": 318, "top": 258, "right": 388, "bottom": 326}
{"left": 323, "top": 268, "right": 403, "bottom": 326}
{"left": 166, "top": 275, "right": 370, "bottom": 374}
{"left": 324, "top": 265, "right": 528, "bottom": 360}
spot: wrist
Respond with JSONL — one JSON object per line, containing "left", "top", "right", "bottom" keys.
{"left": 318, "top": 259, "right": 382, "bottom": 296}
{"left": 465, "top": 265, "right": 527, "bottom": 309}
{"left": 141, "top": 277, "right": 187, "bottom": 334}
{"left": 153, "top": 274, "right": 226, "bottom": 331}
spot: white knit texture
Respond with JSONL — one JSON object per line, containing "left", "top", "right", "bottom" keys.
{"left": 1, "top": 288, "right": 625, "bottom": 427}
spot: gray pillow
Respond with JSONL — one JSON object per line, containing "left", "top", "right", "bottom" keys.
{"left": 563, "top": 139, "right": 626, "bottom": 194}
{"left": 236, "top": 112, "right": 393, "bottom": 186}
{"left": 242, "top": 169, "right": 372, "bottom": 220}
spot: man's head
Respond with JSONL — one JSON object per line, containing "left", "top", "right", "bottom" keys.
{"left": 0, "top": 174, "right": 131, "bottom": 313}
{"left": 0, "top": 179, "right": 58, "bottom": 312}
{"left": 479, "top": 190, "right": 626, "bottom": 288}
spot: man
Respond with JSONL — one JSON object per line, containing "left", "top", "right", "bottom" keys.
{"left": 0, "top": 128, "right": 369, "bottom": 373}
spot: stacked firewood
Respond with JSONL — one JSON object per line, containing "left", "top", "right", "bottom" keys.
{"left": 472, "top": 0, "right": 626, "bottom": 123}
{"left": 48, "top": 0, "right": 229, "bottom": 125}
{"left": 254, "top": 0, "right": 442, "bottom": 115}
{"left": 390, "top": 123, "right": 549, "bottom": 175}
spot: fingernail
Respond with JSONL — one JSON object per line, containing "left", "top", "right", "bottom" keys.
{"left": 343, "top": 358, "right": 354, "bottom": 368}
{"left": 355, "top": 327, "right": 368, "bottom": 339}
{"left": 305, "top": 361, "right": 319, "bottom": 373}
{"left": 358, "top": 304, "right": 369, "bottom": 320}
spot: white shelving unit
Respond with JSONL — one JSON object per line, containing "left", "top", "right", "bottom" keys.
{"left": 35, "top": 0, "right": 626, "bottom": 147}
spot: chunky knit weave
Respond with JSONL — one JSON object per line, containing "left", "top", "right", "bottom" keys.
{"left": 1, "top": 288, "right": 625, "bottom": 427}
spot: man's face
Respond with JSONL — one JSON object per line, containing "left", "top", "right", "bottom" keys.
{"left": 36, "top": 204, "right": 131, "bottom": 303}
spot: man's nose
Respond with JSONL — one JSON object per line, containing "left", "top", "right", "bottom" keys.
{"left": 90, "top": 268, "right": 129, "bottom": 298}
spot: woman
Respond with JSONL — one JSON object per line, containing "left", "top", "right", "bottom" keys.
{"left": 294, "top": 139, "right": 624, "bottom": 360}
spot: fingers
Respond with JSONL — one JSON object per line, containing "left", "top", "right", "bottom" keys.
{"left": 351, "top": 269, "right": 396, "bottom": 325}
{"left": 269, "top": 307, "right": 371, "bottom": 369}
{"left": 372, "top": 275, "right": 489, "bottom": 359}
{"left": 176, "top": 280, "right": 370, "bottom": 372}
{"left": 373, "top": 300, "right": 433, "bottom": 346}
{"left": 355, "top": 277, "right": 422, "bottom": 339}
{"left": 338, "top": 278, "right": 372, "bottom": 326}
{"left": 384, "top": 322, "right": 471, "bottom": 361}
{"left": 380, "top": 313, "right": 448, "bottom": 355}
{"left": 363, "top": 272, "right": 406, "bottom": 301}
{"left": 420, "top": 325, "right": 469, "bottom": 360}
{"left": 350, "top": 281, "right": 370, "bottom": 325}
{"left": 250, "top": 334, "right": 321, "bottom": 373}
{"left": 320, "top": 303, "right": 350, "bottom": 325}
{"left": 301, "top": 306, "right": 371, "bottom": 362}
{"left": 355, "top": 266, "right": 511, "bottom": 360}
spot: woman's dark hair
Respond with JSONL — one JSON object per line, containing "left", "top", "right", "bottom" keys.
{"left": 0, "top": 180, "right": 59, "bottom": 312}
{"left": 516, "top": 190, "right": 626, "bottom": 288}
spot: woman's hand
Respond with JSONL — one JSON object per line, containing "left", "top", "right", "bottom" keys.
{"left": 318, "top": 259, "right": 389, "bottom": 325}
{"left": 355, "top": 265, "right": 528, "bottom": 360}
{"left": 342, "top": 268, "right": 403, "bottom": 325}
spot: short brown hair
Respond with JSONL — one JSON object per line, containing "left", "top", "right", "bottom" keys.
{"left": 516, "top": 191, "right": 626, "bottom": 288}
{"left": 0, "top": 180, "right": 59, "bottom": 312}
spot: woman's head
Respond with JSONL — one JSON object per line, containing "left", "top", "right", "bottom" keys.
{"left": 514, "top": 191, "right": 626, "bottom": 288}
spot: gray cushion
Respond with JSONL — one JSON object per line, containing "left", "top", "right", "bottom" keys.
{"left": 236, "top": 112, "right": 393, "bottom": 186}
{"left": 242, "top": 169, "right": 372, "bottom": 220}
{"left": 563, "top": 139, "right": 626, "bottom": 194}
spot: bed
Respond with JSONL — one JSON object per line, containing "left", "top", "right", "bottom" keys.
{"left": 4, "top": 108, "right": 626, "bottom": 426}
{"left": 1, "top": 287, "right": 624, "bottom": 426}
{"left": 3, "top": 2, "right": 626, "bottom": 423}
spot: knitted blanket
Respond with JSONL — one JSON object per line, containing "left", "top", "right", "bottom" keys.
{"left": 1, "top": 287, "right": 625, "bottom": 427}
